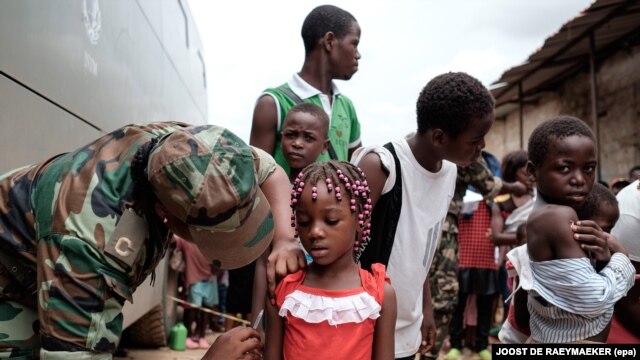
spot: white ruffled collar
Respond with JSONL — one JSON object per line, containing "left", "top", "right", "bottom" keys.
{"left": 279, "top": 289, "right": 381, "bottom": 325}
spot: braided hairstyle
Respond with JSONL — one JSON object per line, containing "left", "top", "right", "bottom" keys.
{"left": 290, "top": 160, "right": 372, "bottom": 263}
{"left": 130, "top": 137, "right": 168, "bottom": 279}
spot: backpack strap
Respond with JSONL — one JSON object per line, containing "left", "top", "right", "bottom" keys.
{"left": 277, "top": 85, "right": 304, "bottom": 105}
{"left": 359, "top": 142, "right": 402, "bottom": 270}
{"left": 276, "top": 85, "right": 339, "bottom": 160}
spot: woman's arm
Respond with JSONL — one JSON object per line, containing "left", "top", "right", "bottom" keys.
{"left": 373, "top": 282, "right": 396, "bottom": 360}
{"left": 251, "top": 249, "right": 269, "bottom": 340}
{"left": 260, "top": 166, "right": 306, "bottom": 303}
{"left": 490, "top": 203, "right": 518, "bottom": 246}
{"left": 264, "top": 294, "right": 284, "bottom": 360}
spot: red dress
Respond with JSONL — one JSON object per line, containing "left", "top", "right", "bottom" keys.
{"left": 275, "top": 263, "right": 389, "bottom": 360}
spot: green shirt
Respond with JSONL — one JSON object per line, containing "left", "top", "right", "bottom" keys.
{"left": 264, "top": 83, "right": 361, "bottom": 174}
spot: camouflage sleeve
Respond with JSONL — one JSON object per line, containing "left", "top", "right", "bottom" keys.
{"left": 251, "top": 146, "right": 278, "bottom": 185}
{"left": 457, "top": 157, "right": 503, "bottom": 199}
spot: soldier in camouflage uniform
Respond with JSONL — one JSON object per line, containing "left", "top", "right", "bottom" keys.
{"left": 424, "top": 154, "right": 527, "bottom": 360}
{"left": 0, "top": 122, "right": 297, "bottom": 359}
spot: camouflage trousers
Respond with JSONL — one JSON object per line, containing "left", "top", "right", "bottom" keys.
{"left": 424, "top": 214, "right": 459, "bottom": 359}
{"left": 0, "top": 234, "right": 131, "bottom": 359}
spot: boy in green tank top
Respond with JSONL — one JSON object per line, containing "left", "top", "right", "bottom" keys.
{"left": 250, "top": 4, "right": 363, "bottom": 175}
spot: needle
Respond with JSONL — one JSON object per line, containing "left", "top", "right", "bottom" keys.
{"left": 252, "top": 309, "right": 264, "bottom": 330}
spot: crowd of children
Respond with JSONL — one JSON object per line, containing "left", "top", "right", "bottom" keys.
{"left": 175, "top": 65, "right": 637, "bottom": 360}
{"left": 165, "top": 4, "right": 639, "bottom": 360}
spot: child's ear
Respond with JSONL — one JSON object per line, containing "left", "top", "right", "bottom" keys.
{"left": 321, "top": 139, "right": 330, "bottom": 154}
{"left": 431, "top": 128, "right": 446, "bottom": 147}
{"left": 525, "top": 161, "right": 537, "bottom": 183}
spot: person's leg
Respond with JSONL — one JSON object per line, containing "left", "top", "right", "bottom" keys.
{"left": 196, "top": 310, "right": 209, "bottom": 348}
{"left": 226, "top": 262, "right": 255, "bottom": 329}
{"left": 184, "top": 308, "right": 196, "bottom": 337}
{"left": 217, "top": 272, "right": 228, "bottom": 328}
{"left": 463, "top": 294, "right": 478, "bottom": 349}
{"left": 448, "top": 290, "right": 468, "bottom": 351}
{"left": 197, "top": 279, "right": 217, "bottom": 348}
{"left": 425, "top": 217, "right": 459, "bottom": 359}
{"left": 187, "top": 281, "right": 206, "bottom": 349}
{"left": 475, "top": 293, "right": 495, "bottom": 352}
{"left": 498, "top": 260, "right": 510, "bottom": 324}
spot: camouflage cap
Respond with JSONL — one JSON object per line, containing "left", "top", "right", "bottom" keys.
{"left": 147, "top": 125, "right": 274, "bottom": 269}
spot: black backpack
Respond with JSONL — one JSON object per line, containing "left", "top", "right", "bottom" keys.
{"left": 359, "top": 142, "right": 402, "bottom": 271}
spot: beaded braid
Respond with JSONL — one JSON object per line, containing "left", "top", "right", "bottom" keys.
{"left": 290, "top": 161, "right": 373, "bottom": 263}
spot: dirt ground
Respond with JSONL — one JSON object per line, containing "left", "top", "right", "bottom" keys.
{"left": 115, "top": 305, "right": 501, "bottom": 360}
{"left": 114, "top": 332, "right": 221, "bottom": 360}
{"left": 114, "top": 333, "right": 494, "bottom": 360}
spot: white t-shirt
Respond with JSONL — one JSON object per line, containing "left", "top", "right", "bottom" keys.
{"left": 352, "top": 139, "right": 456, "bottom": 357}
{"left": 612, "top": 179, "right": 640, "bottom": 262}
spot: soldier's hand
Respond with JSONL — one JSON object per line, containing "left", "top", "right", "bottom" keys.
{"left": 508, "top": 181, "right": 528, "bottom": 196}
{"left": 266, "top": 240, "right": 306, "bottom": 305}
{"left": 201, "top": 326, "right": 263, "bottom": 360}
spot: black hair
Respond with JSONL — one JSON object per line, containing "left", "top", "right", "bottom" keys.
{"left": 290, "top": 160, "right": 371, "bottom": 262}
{"left": 415, "top": 72, "right": 495, "bottom": 137}
{"left": 576, "top": 183, "right": 618, "bottom": 220}
{"left": 527, "top": 115, "right": 595, "bottom": 166}
{"left": 283, "top": 102, "right": 330, "bottom": 138}
{"left": 628, "top": 165, "right": 640, "bottom": 181}
{"left": 611, "top": 179, "right": 630, "bottom": 191}
{"left": 500, "top": 150, "right": 528, "bottom": 183}
{"left": 131, "top": 137, "right": 168, "bottom": 283}
{"left": 301, "top": 5, "right": 357, "bottom": 56}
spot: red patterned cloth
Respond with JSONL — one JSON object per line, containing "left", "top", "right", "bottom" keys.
{"left": 458, "top": 201, "right": 496, "bottom": 269}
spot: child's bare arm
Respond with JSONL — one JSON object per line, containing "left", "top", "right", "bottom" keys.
{"left": 250, "top": 95, "right": 278, "bottom": 155}
{"left": 490, "top": 203, "right": 517, "bottom": 246}
{"left": 264, "top": 295, "right": 284, "bottom": 360}
{"left": 528, "top": 205, "right": 585, "bottom": 262}
{"left": 373, "top": 282, "right": 396, "bottom": 360}
{"left": 356, "top": 152, "right": 388, "bottom": 207}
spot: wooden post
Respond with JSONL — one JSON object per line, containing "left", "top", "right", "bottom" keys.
{"left": 589, "top": 32, "right": 601, "bottom": 181}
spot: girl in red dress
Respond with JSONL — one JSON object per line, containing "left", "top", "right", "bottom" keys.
{"left": 265, "top": 161, "right": 397, "bottom": 360}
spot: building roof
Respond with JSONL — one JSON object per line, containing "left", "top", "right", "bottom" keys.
{"left": 491, "top": 0, "right": 640, "bottom": 111}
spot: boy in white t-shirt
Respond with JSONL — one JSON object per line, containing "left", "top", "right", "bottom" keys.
{"left": 352, "top": 72, "right": 496, "bottom": 359}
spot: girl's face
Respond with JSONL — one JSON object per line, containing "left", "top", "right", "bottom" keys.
{"left": 516, "top": 165, "right": 534, "bottom": 192}
{"left": 295, "top": 180, "right": 359, "bottom": 266}
{"left": 530, "top": 135, "right": 597, "bottom": 209}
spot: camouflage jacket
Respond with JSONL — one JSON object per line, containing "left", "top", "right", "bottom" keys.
{"left": 0, "top": 122, "right": 189, "bottom": 302}
{"left": 447, "top": 155, "right": 503, "bottom": 220}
